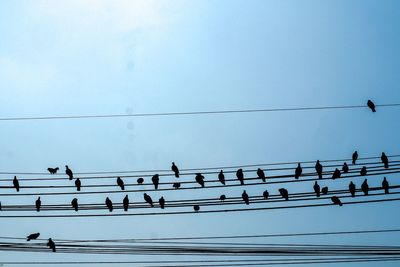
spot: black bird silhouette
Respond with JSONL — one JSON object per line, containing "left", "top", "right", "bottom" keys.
{"left": 117, "top": 177, "right": 125, "bottom": 190}
{"left": 26, "top": 233, "right": 40, "bottom": 241}
{"left": 257, "top": 168, "right": 266, "bottom": 182}
{"left": 332, "top": 168, "right": 341, "bottom": 180}
{"left": 75, "top": 178, "right": 81, "bottom": 191}
{"left": 313, "top": 181, "right": 320, "bottom": 197}
{"left": 171, "top": 162, "right": 179, "bottom": 178}
{"left": 144, "top": 193, "right": 154, "bottom": 207}
{"left": 123, "top": 195, "right": 129, "bottom": 211}
{"left": 13, "top": 176, "right": 20, "bottom": 192}
{"left": 137, "top": 178, "right": 144, "bottom": 184}
{"left": 279, "top": 188, "right": 289, "bottom": 201}
{"left": 242, "top": 190, "right": 249, "bottom": 205}
{"left": 47, "top": 167, "right": 59, "bottom": 174}
{"left": 159, "top": 196, "right": 165, "bottom": 209}
{"left": 152, "top": 174, "right": 159, "bottom": 190}
{"left": 315, "top": 160, "right": 323, "bottom": 179}
{"left": 218, "top": 170, "right": 225, "bottom": 185}
{"left": 219, "top": 194, "right": 226, "bottom": 202}
{"left": 263, "top": 190, "right": 269, "bottom": 200}
{"left": 47, "top": 238, "right": 56, "bottom": 252}
{"left": 352, "top": 151, "right": 358, "bottom": 165}
{"left": 367, "top": 100, "right": 376, "bottom": 112}
{"left": 331, "top": 196, "right": 343, "bottom": 206}
{"left": 382, "top": 177, "right": 390, "bottom": 194}
{"left": 35, "top": 197, "right": 41, "bottom": 212}
{"left": 195, "top": 173, "right": 205, "bottom": 187}
{"left": 360, "top": 166, "right": 367, "bottom": 176}
{"left": 65, "top": 165, "right": 73, "bottom": 180}
{"left": 236, "top": 169, "right": 244, "bottom": 185}
{"left": 193, "top": 205, "right": 200, "bottom": 212}
{"left": 349, "top": 181, "right": 356, "bottom": 197}
{"left": 105, "top": 197, "right": 113, "bottom": 212}
{"left": 295, "top": 163, "right": 302, "bottom": 179}
{"left": 173, "top": 182, "right": 181, "bottom": 189}
{"left": 381, "top": 152, "right": 389, "bottom": 169}
{"left": 361, "top": 179, "right": 369, "bottom": 195}
{"left": 342, "top": 162, "right": 349, "bottom": 173}
{"left": 71, "top": 198, "right": 78, "bottom": 212}
{"left": 321, "top": 186, "right": 329, "bottom": 195}
{"left": 0, "top": 202, "right": 2, "bottom": 211}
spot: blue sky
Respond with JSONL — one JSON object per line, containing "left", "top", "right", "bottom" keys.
{"left": 0, "top": 0, "right": 400, "bottom": 266}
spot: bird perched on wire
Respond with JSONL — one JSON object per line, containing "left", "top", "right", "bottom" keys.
{"left": 321, "top": 186, "right": 329, "bottom": 195}
{"left": 65, "top": 165, "right": 73, "bottom": 180}
{"left": 279, "top": 188, "right": 289, "bottom": 201}
{"left": 71, "top": 198, "right": 78, "bottom": 212}
{"left": 13, "top": 176, "right": 20, "bottom": 192}
{"left": 236, "top": 169, "right": 244, "bottom": 185}
{"left": 26, "top": 233, "right": 40, "bottom": 241}
{"left": 137, "top": 178, "right": 144, "bottom": 184}
{"left": 47, "top": 167, "right": 59, "bottom": 174}
{"left": 342, "top": 162, "right": 349, "bottom": 173}
{"left": 74, "top": 178, "right": 81, "bottom": 191}
{"left": 241, "top": 190, "right": 249, "bottom": 205}
{"left": 313, "top": 181, "right": 320, "bottom": 197}
{"left": 361, "top": 179, "right": 369, "bottom": 195}
{"left": 195, "top": 173, "right": 205, "bottom": 187}
{"left": 257, "top": 168, "right": 266, "bottom": 182}
{"left": 367, "top": 100, "right": 376, "bottom": 112}
{"left": 171, "top": 162, "right": 179, "bottom": 178}
{"left": 173, "top": 182, "right": 181, "bottom": 189}
{"left": 331, "top": 168, "right": 341, "bottom": 180}
{"left": 35, "top": 197, "right": 41, "bottom": 212}
{"left": 315, "top": 160, "right": 323, "bottom": 179}
{"left": 123, "top": 195, "right": 129, "bottom": 211}
{"left": 352, "top": 151, "right": 358, "bottom": 165}
{"left": 331, "top": 196, "right": 343, "bottom": 206}
{"left": 193, "top": 205, "right": 200, "bottom": 212}
{"left": 159, "top": 196, "right": 165, "bottom": 209}
{"left": 152, "top": 174, "right": 159, "bottom": 190}
{"left": 382, "top": 177, "right": 390, "bottom": 194}
{"left": 381, "top": 152, "right": 389, "bottom": 169}
{"left": 218, "top": 170, "right": 225, "bottom": 185}
{"left": 349, "top": 181, "right": 356, "bottom": 198}
{"left": 144, "top": 193, "right": 154, "bottom": 207}
{"left": 295, "top": 163, "right": 302, "bottom": 179}
{"left": 47, "top": 238, "right": 56, "bottom": 252}
{"left": 219, "top": 194, "right": 226, "bottom": 202}
{"left": 263, "top": 190, "right": 269, "bottom": 200}
{"left": 117, "top": 177, "right": 125, "bottom": 190}
{"left": 360, "top": 166, "right": 367, "bottom": 176}
{"left": 105, "top": 197, "right": 113, "bottom": 212}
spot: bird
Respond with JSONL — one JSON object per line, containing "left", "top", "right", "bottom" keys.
{"left": 13, "top": 176, "right": 20, "bottom": 192}
{"left": 241, "top": 190, "right": 249, "bottom": 205}
{"left": 342, "top": 162, "right": 349, "bottom": 173}
{"left": 35, "top": 197, "right": 41, "bottom": 212}
{"left": 257, "top": 168, "right": 266, "bottom": 182}
{"left": 218, "top": 170, "right": 225, "bottom": 185}
{"left": 381, "top": 152, "right": 389, "bottom": 169}
{"left": 171, "top": 162, "right": 179, "bottom": 178}
{"left": 360, "top": 166, "right": 367, "bottom": 176}
{"left": 26, "top": 233, "right": 40, "bottom": 241}
{"left": 313, "top": 181, "right": 320, "bottom": 197}
{"left": 144, "top": 193, "right": 154, "bottom": 207}
{"left": 65, "top": 165, "right": 73, "bottom": 180}
{"left": 117, "top": 177, "right": 125, "bottom": 190}
{"left": 193, "top": 205, "right": 200, "bottom": 212}
{"left": 159, "top": 196, "right": 165, "bottom": 209}
{"left": 352, "top": 151, "right": 358, "bottom": 165}
{"left": 349, "top": 181, "right": 356, "bottom": 197}
{"left": 137, "top": 178, "right": 144, "bottom": 184}
{"left": 382, "top": 177, "right": 390, "bottom": 194}
{"left": 152, "top": 174, "right": 159, "bottom": 190}
{"left": 315, "top": 160, "right": 323, "bottom": 179}
{"left": 331, "top": 196, "right": 343, "bottom": 206}
{"left": 195, "top": 173, "right": 205, "bottom": 187}
{"left": 71, "top": 198, "right": 78, "bottom": 212}
{"left": 47, "top": 238, "right": 56, "bottom": 252}
{"left": 236, "top": 169, "right": 244, "bottom": 185}
{"left": 321, "top": 186, "right": 329, "bottom": 195}
{"left": 279, "top": 188, "right": 289, "bottom": 201}
{"left": 47, "top": 167, "right": 59, "bottom": 174}
{"left": 263, "top": 190, "right": 269, "bottom": 200}
{"left": 123, "top": 195, "right": 129, "bottom": 211}
{"left": 367, "top": 100, "right": 376, "bottom": 112}
{"left": 74, "top": 178, "right": 81, "bottom": 191}
{"left": 105, "top": 197, "right": 113, "bottom": 212}
{"left": 331, "top": 168, "right": 341, "bottom": 180}
{"left": 361, "top": 179, "right": 369, "bottom": 195}
{"left": 295, "top": 163, "right": 302, "bottom": 179}
{"left": 173, "top": 182, "right": 181, "bottom": 189}
{"left": 219, "top": 194, "right": 226, "bottom": 202}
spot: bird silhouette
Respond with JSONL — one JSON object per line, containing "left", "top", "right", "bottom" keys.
{"left": 117, "top": 177, "right": 125, "bottom": 190}
{"left": 137, "top": 178, "right": 144, "bottom": 184}
{"left": 47, "top": 167, "right": 59, "bottom": 174}
{"left": 144, "top": 193, "right": 154, "bottom": 207}
{"left": 65, "top": 165, "right": 73, "bottom": 180}
{"left": 195, "top": 173, "right": 205, "bottom": 187}
{"left": 257, "top": 168, "right": 266, "bottom": 182}
{"left": 295, "top": 163, "right": 302, "bottom": 179}
{"left": 367, "top": 100, "right": 376, "bottom": 112}
{"left": 219, "top": 194, "right": 226, "bottom": 202}
{"left": 173, "top": 182, "right": 181, "bottom": 189}
{"left": 382, "top": 177, "right": 390, "bottom": 194}
{"left": 13, "top": 176, "right": 20, "bottom": 192}
{"left": 381, "top": 152, "right": 389, "bottom": 169}
{"left": 263, "top": 190, "right": 269, "bottom": 199}
{"left": 123, "top": 195, "right": 129, "bottom": 211}
{"left": 313, "top": 181, "right": 320, "bottom": 197}
{"left": 352, "top": 151, "right": 358, "bottom": 165}
{"left": 35, "top": 197, "right": 41, "bottom": 212}
{"left": 159, "top": 196, "right": 165, "bottom": 209}
{"left": 361, "top": 179, "right": 369, "bottom": 195}
{"left": 193, "top": 205, "right": 200, "bottom": 212}
{"left": 360, "top": 166, "right": 367, "bottom": 176}
{"left": 218, "top": 170, "right": 225, "bottom": 185}
{"left": 331, "top": 196, "right": 343, "bottom": 206}
{"left": 26, "top": 233, "right": 40, "bottom": 241}
{"left": 171, "top": 162, "right": 179, "bottom": 178}
{"left": 332, "top": 168, "right": 341, "bottom": 180}
{"left": 71, "top": 198, "right": 78, "bottom": 212}
{"left": 105, "top": 197, "right": 113, "bottom": 212}
{"left": 236, "top": 169, "right": 244, "bottom": 185}
{"left": 47, "top": 238, "right": 56, "bottom": 252}
{"left": 315, "top": 160, "right": 323, "bottom": 179}
{"left": 242, "top": 190, "right": 249, "bottom": 205}
{"left": 349, "top": 181, "right": 356, "bottom": 197}
{"left": 321, "top": 186, "right": 329, "bottom": 195}
{"left": 342, "top": 162, "right": 349, "bottom": 173}
{"left": 75, "top": 178, "right": 81, "bottom": 191}
{"left": 279, "top": 188, "right": 289, "bottom": 201}
{"left": 152, "top": 174, "right": 159, "bottom": 189}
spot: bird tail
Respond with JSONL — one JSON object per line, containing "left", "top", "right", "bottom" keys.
{"left": 175, "top": 173, "right": 179, "bottom": 178}
{"left": 124, "top": 207, "right": 128, "bottom": 212}
{"left": 339, "top": 202, "right": 343, "bottom": 206}
{"left": 27, "top": 238, "right": 31, "bottom": 241}
{"left": 121, "top": 185, "right": 125, "bottom": 190}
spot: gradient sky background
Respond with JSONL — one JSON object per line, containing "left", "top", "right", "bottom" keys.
{"left": 0, "top": 0, "right": 400, "bottom": 266}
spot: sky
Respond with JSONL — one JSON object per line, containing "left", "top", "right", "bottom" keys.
{"left": 0, "top": 0, "right": 400, "bottom": 266}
